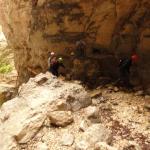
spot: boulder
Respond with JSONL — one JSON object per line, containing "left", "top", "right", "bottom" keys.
{"left": 76, "top": 124, "right": 112, "bottom": 149}
{"left": 48, "top": 111, "right": 74, "bottom": 127}
{"left": 66, "top": 94, "right": 92, "bottom": 112}
{"left": 0, "top": 73, "right": 91, "bottom": 149}
{"left": 85, "top": 106, "right": 99, "bottom": 119}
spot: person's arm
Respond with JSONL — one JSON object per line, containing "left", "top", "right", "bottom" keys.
{"left": 48, "top": 57, "right": 51, "bottom": 68}
{"left": 60, "top": 63, "right": 65, "bottom": 68}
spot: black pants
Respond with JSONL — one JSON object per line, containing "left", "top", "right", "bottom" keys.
{"left": 119, "top": 69, "right": 132, "bottom": 88}
{"left": 49, "top": 67, "right": 58, "bottom": 77}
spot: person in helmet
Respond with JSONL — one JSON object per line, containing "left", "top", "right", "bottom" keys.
{"left": 58, "top": 57, "right": 63, "bottom": 63}
{"left": 131, "top": 54, "right": 139, "bottom": 63}
{"left": 48, "top": 52, "right": 55, "bottom": 68}
{"left": 75, "top": 40, "right": 86, "bottom": 58}
{"left": 48, "top": 51, "right": 57, "bottom": 75}
{"left": 49, "top": 57, "right": 65, "bottom": 77}
{"left": 118, "top": 54, "right": 138, "bottom": 88}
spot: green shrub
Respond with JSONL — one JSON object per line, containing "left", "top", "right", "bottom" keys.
{"left": 0, "top": 63, "right": 13, "bottom": 73}
{"left": 0, "top": 46, "right": 13, "bottom": 74}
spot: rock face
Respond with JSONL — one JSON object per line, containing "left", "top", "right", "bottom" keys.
{"left": 0, "top": 73, "right": 91, "bottom": 149}
{"left": 0, "top": 0, "right": 150, "bottom": 87}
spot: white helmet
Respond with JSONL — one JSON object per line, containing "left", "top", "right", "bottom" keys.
{"left": 58, "top": 57, "right": 63, "bottom": 63}
{"left": 51, "top": 52, "right": 55, "bottom": 56}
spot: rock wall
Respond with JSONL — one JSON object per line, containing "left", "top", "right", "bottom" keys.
{"left": 0, "top": 0, "right": 150, "bottom": 87}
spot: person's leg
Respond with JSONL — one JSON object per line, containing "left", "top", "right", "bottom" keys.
{"left": 124, "top": 71, "right": 133, "bottom": 89}
{"left": 48, "top": 67, "right": 51, "bottom": 72}
{"left": 50, "top": 67, "right": 57, "bottom": 76}
{"left": 55, "top": 70, "right": 59, "bottom": 77}
{"left": 80, "top": 48, "right": 83, "bottom": 57}
{"left": 51, "top": 68, "right": 59, "bottom": 77}
{"left": 117, "top": 69, "right": 125, "bottom": 86}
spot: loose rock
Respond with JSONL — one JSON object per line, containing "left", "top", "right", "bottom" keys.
{"left": 135, "top": 91, "right": 144, "bottom": 96}
{"left": 76, "top": 124, "right": 112, "bottom": 148}
{"left": 36, "top": 142, "right": 48, "bottom": 150}
{"left": 95, "top": 142, "right": 117, "bottom": 150}
{"left": 61, "top": 133, "right": 74, "bottom": 146}
{"left": 75, "top": 140, "right": 89, "bottom": 150}
{"left": 90, "top": 90, "right": 102, "bottom": 99}
{"left": 79, "top": 120, "right": 89, "bottom": 132}
{"left": 85, "top": 106, "right": 99, "bottom": 119}
{"left": 113, "top": 87, "right": 119, "bottom": 92}
{"left": 49, "top": 111, "right": 74, "bottom": 127}
{"left": 144, "top": 103, "right": 150, "bottom": 111}
{"left": 56, "top": 100, "right": 71, "bottom": 111}
{"left": 145, "top": 95, "right": 150, "bottom": 100}
{"left": 101, "top": 103, "right": 113, "bottom": 111}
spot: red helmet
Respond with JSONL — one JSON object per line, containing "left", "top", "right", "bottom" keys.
{"left": 131, "top": 54, "right": 139, "bottom": 63}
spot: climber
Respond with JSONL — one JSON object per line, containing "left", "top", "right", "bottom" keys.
{"left": 75, "top": 40, "right": 86, "bottom": 58}
{"left": 48, "top": 52, "right": 55, "bottom": 68}
{"left": 117, "top": 54, "right": 139, "bottom": 88}
{"left": 49, "top": 57, "right": 65, "bottom": 77}
{"left": 48, "top": 51, "right": 57, "bottom": 75}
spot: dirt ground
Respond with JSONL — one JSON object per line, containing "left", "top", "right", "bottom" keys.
{"left": 23, "top": 84, "right": 150, "bottom": 150}
{"left": 93, "top": 87, "right": 150, "bottom": 149}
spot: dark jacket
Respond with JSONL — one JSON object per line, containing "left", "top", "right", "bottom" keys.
{"left": 50, "top": 62, "right": 65, "bottom": 70}
{"left": 119, "top": 58, "right": 132, "bottom": 73}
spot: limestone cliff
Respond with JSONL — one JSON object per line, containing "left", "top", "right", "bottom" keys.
{"left": 0, "top": 0, "right": 150, "bottom": 87}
